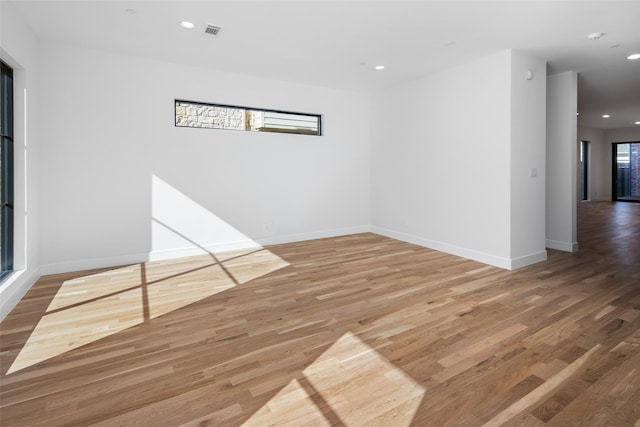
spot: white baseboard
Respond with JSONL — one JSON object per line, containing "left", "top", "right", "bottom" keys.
{"left": 256, "top": 226, "right": 371, "bottom": 246}
{"left": 38, "top": 226, "right": 371, "bottom": 275}
{"left": 509, "top": 251, "right": 548, "bottom": 269}
{"left": 582, "top": 198, "right": 611, "bottom": 203}
{"left": 0, "top": 267, "right": 42, "bottom": 322}
{"left": 546, "top": 239, "right": 579, "bottom": 252}
{"left": 150, "top": 226, "right": 371, "bottom": 260}
{"left": 40, "top": 253, "right": 150, "bottom": 276}
{"left": 371, "top": 227, "right": 547, "bottom": 270}
{"left": 4, "top": 225, "right": 551, "bottom": 320}
{"left": 148, "top": 240, "right": 262, "bottom": 262}
{"left": 371, "top": 226, "right": 515, "bottom": 269}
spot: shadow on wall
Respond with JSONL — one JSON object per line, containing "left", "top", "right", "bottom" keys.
{"left": 151, "top": 174, "right": 261, "bottom": 260}
{"left": 5, "top": 176, "right": 289, "bottom": 374}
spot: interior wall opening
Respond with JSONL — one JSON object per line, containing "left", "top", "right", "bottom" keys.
{"left": 580, "top": 140, "right": 589, "bottom": 201}
{"left": 612, "top": 142, "right": 640, "bottom": 202}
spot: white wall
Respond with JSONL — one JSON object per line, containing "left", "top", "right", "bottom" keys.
{"left": 509, "top": 51, "right": 547, "bottom": 267}
{"left": 0, "top": 1, "right": 41, "bottom": 320}
{"left": 371, "top": 50, "right": 546, "bottom": 269}
{"left": 546, "top": 71, "right": 578, "bottom": 252}
{"left": 38, "top": 42, "right": 371, "bottom": 273}
{"left": 577, "top": 126, "right": 607, "bottom": 201}
{"left": 606, "top": 128, "right": 640, "bottom": 144}
{"left": 0, "top": 34, "right": 593, "bottom": 318}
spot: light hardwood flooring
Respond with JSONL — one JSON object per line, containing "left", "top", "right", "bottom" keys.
{"left": 1, "top": 201, "right": 639, "bottom": 426}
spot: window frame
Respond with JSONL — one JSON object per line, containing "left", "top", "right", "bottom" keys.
{"left": 0, "top": 60, "right": 14, "bottom": 280}
{"left": 174, "top": 99, "right": 323, "bottom": 136}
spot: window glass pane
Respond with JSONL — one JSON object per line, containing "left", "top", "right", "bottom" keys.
{"left": 1, "top": 63, "right": 13, "bottom": 138}
{"left": 0, "top": 60, "right": 14, "bottom": 279}
{"left": 175, "top": 100, "right": 321, "bottom": 136}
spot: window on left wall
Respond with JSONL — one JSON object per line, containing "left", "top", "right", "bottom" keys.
{"left": 0, "top": 61, "right": 14, "bottom": 280}
{"left": 175, "top": 100, "right": 322, "bottom": 136}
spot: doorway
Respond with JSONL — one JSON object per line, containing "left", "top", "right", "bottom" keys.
{"left": 612, "top": 142, "right": 640, "bottom": 202}
{"left": 580, "top": 141, "right": 589, "bottom": 201}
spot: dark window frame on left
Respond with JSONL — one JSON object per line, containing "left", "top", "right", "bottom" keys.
{"left": 1, "top": 60, "right": 14, "bottom": 280}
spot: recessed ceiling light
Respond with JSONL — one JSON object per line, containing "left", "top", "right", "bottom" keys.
{"left": 587, "top": 32, "right": 604, "bottom": 40}
{"left": 602, "top": 114, "right": 610, "bottom": 118}
{"left": 635, "top": 121, "right": 640, "bottom": 125}
{"left": 374, "top": 65, "right": 385, "bottom": 70}
{"left": 576, "top": 112, "right": 579, "bottom": 116}
{"left": 180, "top": 21, "right": 196, "bottom": 30}
{"left": 627, "top": 53, "right": 640, "bottom": 60}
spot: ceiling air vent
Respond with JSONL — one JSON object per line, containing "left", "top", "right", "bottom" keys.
{"left": 204, "top": 24, "right": 222, "bottom": 36}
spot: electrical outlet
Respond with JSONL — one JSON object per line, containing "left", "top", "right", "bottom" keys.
{"left": 262, "top": 222, "right": 274, "bottom": 234}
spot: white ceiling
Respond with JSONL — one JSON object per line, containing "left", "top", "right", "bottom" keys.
{"left": 7, "top": 0, "right": 640, "bottom": 129}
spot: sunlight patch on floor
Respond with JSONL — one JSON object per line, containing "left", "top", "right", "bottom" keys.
{"left": 242, "top": 379, "right": 331, "bottom": 426}
{"left": 7, "top": 249, "right": 288, "bottom": 375}
{"left": 8, "top": 174, "right": 291, "bottom": 375}
{"left": 244, "top": 332, "right": 425, "bottom": 426}
{"left": 7, "top": 283, "right": 145, "bottom": 374}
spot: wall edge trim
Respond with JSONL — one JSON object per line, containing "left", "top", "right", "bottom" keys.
{"left": 39, "top": 226, "right": 372, "bottom": 276}
{"left": 371, "top": 226, "right": 513, "bottom": 270}
{"left": 545, "top": 239, "right": 579, "bottom": 252}
{"left": 0, "top": 267, "right": 42, "bottom": 321}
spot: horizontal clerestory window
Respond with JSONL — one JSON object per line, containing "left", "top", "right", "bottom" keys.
{"left": 175, "top": 100, "right": 322, "bottom": 136}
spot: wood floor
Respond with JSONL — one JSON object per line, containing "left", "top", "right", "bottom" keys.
{"left": 1, "top": 201, "right": 639, "bottom": 426}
